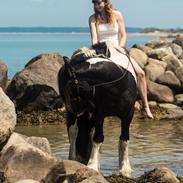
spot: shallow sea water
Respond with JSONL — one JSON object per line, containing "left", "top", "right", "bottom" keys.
{"left": 15, "top": 118, "right": 183, "bottom": 177}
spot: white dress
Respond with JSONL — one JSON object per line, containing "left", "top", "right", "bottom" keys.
{"left": 96, "top": 23, "right": 137, "bottom": 82}
{"left": 97, "top": 22, "right": 120, "bottom": 46}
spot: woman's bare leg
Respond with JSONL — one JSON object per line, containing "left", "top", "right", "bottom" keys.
{"left": 130, "top": 57, "right": 154, "bottom": 119}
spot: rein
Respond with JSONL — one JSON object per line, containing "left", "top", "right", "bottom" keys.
{"left": 67, "top": 47, "right": 133, "bottom": 105}
{"left": 90, "top": 47, "right": 132, "bottom": 88}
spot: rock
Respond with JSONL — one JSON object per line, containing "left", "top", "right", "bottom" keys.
{"left": 15, "top": 180, "right": 40, "bottom": 183}
{"left": 129, "top": 48, "right": 148, "bottom": 68}
{"left": 146, "top": 39, "right": 172, "bottom": 49}
{"left": 147, "top": 80, "right": 174, "bottom": 103}
{"left": 147, "top": 58, "right": 167, "bottom": 69}
{"left": 26, "top": 136, "right": 51, "bottom": 155}
{"left": 1, "top": 133, "right": 52, "bottom": 156}
{"left": 63, "top": 160, "right": 85, "bottom": 175}
{"left": 175, "top": 94, "right": 183, "bottom": 106}
{"left": 0, "top": 88, "right": 16, "bottom": 150}
{"left": 173, "top": 35, "right": 183, "bottom": 48}
{"left": 138, "top": 167, "right": 180, "bottom": 183}
{"left": 145, "top": 60, "right": 166, "bottom": 81}
{"left": 6, "top": 53, "right": 64, "bottom": 111}
{"left": 0, "top": 132, "right": 65, "bottom": 183}
{"left": 80, "top": 174, "right": 108, "bottom": 183}
{"left": 43, "top": 160, "right": 108, "bottom": 183}
{"left": 160, "top": 108, "right": 183, "bottom": 120}
{"left": 162, "top": 55, "right": 182, "bottom": 73}
{"left": 134, "top": 101, "right": 141, "bottom": 111}
{"left": 0, "top": 61, "right": 8, "bottom": 91}
{"left": 180, "top": 59, "right": 183, "bottom": 64}
{"left": 148, "top": 101, "right": 158, "bottom": 108}
{"left": 66, "top": 167, "right": 108, "bottom": 183}
{"left": 158, "top": 103, "right": 181, "bottom": 110}
{"left": 175, "top": 66, "right": 183, "bottom": 84}
{"left": 147, "top": 47, "right": 174, "bottom": 60}
{"left": 156, "top": 71, "right": 181, "bottom": 90}
{"left": 132, "top": 44, "right": 153, "bottom": 55}
{"left": 16, "top": 109, "right": 65, "bottom": 124}
{"left": 41, "top": 162, "right": 66, "bottom": 183}
{"left": 171, "top": 43, "right": 183, "bottom": 59}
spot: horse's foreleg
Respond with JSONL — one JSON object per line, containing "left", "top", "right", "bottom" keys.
{"left": 68, "top": 122, "right": 78, "bottom": 160}
{"left": 67, "top": 112, "right": 78, "bottom": 161}
{"left": 119, "top": 109, "right": 134, "bottom": 177}
{"left": 87, "top": 116, "right": 104, "bottom": 171}
{"left": 87, "top": 141, "right": 102, "bottom": 171}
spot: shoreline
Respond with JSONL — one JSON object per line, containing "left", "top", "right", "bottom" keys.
{"left": 0, "top": 31, "right": 182, "bottom": 37}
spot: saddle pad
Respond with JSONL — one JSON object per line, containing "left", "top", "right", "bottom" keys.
{"left": 86, "top": 55, "right": 137, "bottom": 83}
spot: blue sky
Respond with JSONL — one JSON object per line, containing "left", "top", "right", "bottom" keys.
{"left": 0, "top": 0, "right": 182, "bottom": 28}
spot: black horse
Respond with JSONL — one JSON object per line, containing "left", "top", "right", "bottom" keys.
{"left": 58, "top": 51, "right": 137, "bottom": 177}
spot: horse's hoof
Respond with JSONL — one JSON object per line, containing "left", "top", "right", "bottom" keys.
{"left": 87, "top": 164, "right": 99, "bottom": 172}
{"left": 119, "top": 167, "right": 132, "bottom": 178}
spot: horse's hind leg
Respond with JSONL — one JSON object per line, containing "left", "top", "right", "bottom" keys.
{"left": 119, "top": 108, "right": 134, "bottom": 177}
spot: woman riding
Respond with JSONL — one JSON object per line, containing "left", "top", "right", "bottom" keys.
{"left": 89, "top": 0, "right": 153, "bottom": 119}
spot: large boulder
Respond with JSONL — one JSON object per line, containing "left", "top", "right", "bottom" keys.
{"left": 0, "top": 88, "right": 16, "bottom": 150}
{"left": 138, "top": 167, "right": 180, "bottom": 183}
{"left": 147, "top": 80, "right": 174, "bottom": 103}
{"left": 162, "top": 55, "right": 182, "bottom": 73}
{"left": 132, "top": 44, "right": 153, "bottom": 55}
{"left": 145, "top": 59, "right": 166, "bottom": 81}
{"left": 147, "top": 47, "right": 174, "bottom": 60}
{"left": 0, "top": 61, "right": 8, "bottom": 91}
{"left": 171, "top": 43, "right": 183, "bottom": 59}
{"left": 26, "top": 136, "right": 51, "bottom": 155}
{"left": 175, "top": 94, "right": 183, "bottom": 106}
{"left": 0, "top": 133, "right": 65, "bottom": 183}
{"left": 6, "top": 53, "right": 64, "bottom": 111}
{"left": 146, "top": 39, "right": 172, "bottom": 49}
{"left": 129, "top": 48, "right": 148, "bottom": 68}
{"left": 156, "top": 71, "right": 181, "bottom": 91}
{"left": 173, "top": 35, "right": 183, "bottom": 48}
{"left": 175, "top": 66, "right": 183, "bottom": 84}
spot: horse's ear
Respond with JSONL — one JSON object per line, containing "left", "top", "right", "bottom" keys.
{"left": 63, "top": 56, "right": 75, "bottom": 78}
{"left": 63, "top": 56, "right": 70, "bottom": 65}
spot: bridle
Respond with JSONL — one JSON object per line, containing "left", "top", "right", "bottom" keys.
{"left": 64, "top": 49, "right": 133, "bottom": 110}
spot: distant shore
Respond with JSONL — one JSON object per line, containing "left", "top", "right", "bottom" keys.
{"left": 0, "top": 31, "right": 182, "bottom": 38}
{"left": 127, "top": 31, "right": 183, "bottom": 37}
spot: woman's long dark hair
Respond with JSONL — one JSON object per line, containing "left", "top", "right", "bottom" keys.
{"left": 94, "top": 1, "right": 115, "bottom": 26}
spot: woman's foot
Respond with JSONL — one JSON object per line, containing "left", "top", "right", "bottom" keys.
{"left": 143, "top": 106, "right": 154, "bottom": 119}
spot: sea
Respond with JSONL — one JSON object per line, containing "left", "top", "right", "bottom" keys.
{"left": 0, "top": 27, "right": 159, "bottom": 78}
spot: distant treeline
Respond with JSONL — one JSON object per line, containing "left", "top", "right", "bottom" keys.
{"left": 142, "top": 28, "right": 183, "bottom": 33}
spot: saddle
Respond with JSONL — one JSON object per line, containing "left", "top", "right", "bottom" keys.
{"left": 71, "top": 42, "right": 137, "bottom": 82}
{"left": 71, "top": 42, "right": 129, "bottom": 62}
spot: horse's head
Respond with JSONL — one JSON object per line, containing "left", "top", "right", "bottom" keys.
{"left": 62, "top": 56, "right": 94, "bottom": 115}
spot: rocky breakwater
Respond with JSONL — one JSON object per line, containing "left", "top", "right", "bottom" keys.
{"left": 130, "top": 35, "right": 183, "bottom": 120}
{"left": 1, "top": 87, "right": 183, "bottom": 183}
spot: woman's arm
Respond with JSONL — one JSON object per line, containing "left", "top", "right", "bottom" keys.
{"left": 114, "top": 10, "right": 127, "bottom": 48}
{"left": 89, "top": 15, "right": 98, "bottom": 45}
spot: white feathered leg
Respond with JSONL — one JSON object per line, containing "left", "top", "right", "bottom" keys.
{"left": 68, "top": 122, "right": 78, "bottom": 160}
{"left": 119, "top": 140, "right": 132, "bottom": 177}
{"left": 87, "top": 142, "right": 102, "bottom": 171}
